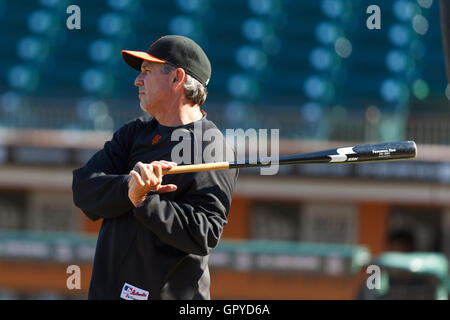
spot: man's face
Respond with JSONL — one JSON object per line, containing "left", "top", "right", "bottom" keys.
{"left": 134, "top": 61, "right": 173, "bottom": 114}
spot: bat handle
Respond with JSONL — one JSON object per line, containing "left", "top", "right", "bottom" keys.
{"left": 163, "top": 162, "right": 230, "bottom": 175}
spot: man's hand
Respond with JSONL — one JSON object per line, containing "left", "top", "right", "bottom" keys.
{"left": 128, "top": 160, "right": 178, "bottom": 207}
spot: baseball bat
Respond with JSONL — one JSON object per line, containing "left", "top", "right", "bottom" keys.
{"left": 149, "top": 140, "right": 417, "bottom": 175}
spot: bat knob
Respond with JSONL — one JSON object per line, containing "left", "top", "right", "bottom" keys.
{"left": 132, "top": 165, "right": 141, "bottom": 175}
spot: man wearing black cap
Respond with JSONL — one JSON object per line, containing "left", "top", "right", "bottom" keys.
{"left": 72, "top": 35, "right": 238, "bottom": 300}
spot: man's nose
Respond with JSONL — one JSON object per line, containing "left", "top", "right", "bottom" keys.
{"left": 135, "top": 73, "right": 144, "bottom": 87}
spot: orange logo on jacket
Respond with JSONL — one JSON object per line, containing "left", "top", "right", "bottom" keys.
{"left": 152, "top": 134, "right": 162, "bottom": 145}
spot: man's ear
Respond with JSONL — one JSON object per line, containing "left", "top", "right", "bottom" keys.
{"left": 172, "top": 68, "right": 186, "bottom": 86}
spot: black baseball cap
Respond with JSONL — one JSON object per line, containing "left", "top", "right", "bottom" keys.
{"left": 121, "top": 35, "right": 211, "bottom": 87}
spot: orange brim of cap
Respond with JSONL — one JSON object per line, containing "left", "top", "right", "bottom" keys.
{"left": 121, "top": 50, "right": 166, "bottom": 71}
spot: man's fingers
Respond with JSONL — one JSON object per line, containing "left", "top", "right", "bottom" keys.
{"left": 156, "top": 184, "right": 178, "bottom": 194}
{"left": 159, "top": 160, "right": 178, "bottom": 167}
{"left": 149, "top": 163, "right": 162, "bottom": 187}
{"left": 152, "top": 160, "right": 177, "bottom": 170}
{"left": 137, "top": 162, "right": 152, "bottom": 184}
{"left": 153, "top": 163, "right": 163, "bottom": 179}
{"left": 129, "top": 170, "right": 145, "bottom": 187}
{"left": 132, "top": 161, "right": 177, "bottom": 189}
{"left": 134, "top": 161, "right": 177, "bottom": 175}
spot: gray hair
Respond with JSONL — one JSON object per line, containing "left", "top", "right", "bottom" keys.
{"left": 161, "top": 63, "right": 208, "bottom": 106}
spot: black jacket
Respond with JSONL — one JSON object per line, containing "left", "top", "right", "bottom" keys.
{"left": 72, "top": 115, "right": 238, "bottom": 299}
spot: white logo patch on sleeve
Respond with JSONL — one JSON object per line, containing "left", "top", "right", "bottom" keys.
{"left": 120, "top": 282, "right": 149, "bottom": 300}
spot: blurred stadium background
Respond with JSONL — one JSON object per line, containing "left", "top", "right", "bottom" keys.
{"left": 0, "top": 0, "right": 449, "bottom": 299}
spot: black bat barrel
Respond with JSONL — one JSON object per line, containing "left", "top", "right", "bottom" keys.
{"left": 228, "top": 141, "right": 417, "bottom": 168}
